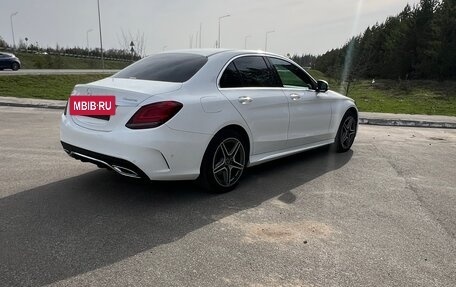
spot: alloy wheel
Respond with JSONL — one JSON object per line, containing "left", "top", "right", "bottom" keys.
{"left": 212, "top": 138, "right": 245, "bottom": 188}
{"left": 340, "top": 116, "right": 357, "bottom": 149}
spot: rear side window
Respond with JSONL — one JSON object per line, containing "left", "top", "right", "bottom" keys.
{"left": 220, "top": 62, "right": 243, "bottom": 88}
{"left": 224, "top": 56, "right": 278, "bottom": 88}
{"left": 113, "top": 53, "right": 208, "bottom": 83}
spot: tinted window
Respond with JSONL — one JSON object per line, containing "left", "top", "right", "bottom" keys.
{"left": 220, "top": 62, "right": 242, "bottom": 88}
{"left": 232, "top": 56, "right": 278, "bottom": 87}
{"left": 113, "top": 53, "right": 208, "bottom": 83}
{"left": 269, "top": 57, "right": 315, "bottom": 89}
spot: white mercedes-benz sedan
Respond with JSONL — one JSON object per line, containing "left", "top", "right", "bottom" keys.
{"left": 60, "top": 49, "right": 358, "bottom": 192}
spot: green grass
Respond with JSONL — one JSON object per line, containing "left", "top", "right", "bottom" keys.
{"left": 1, "top": 70, "right": 455, "bottom": 116}
{"left": 348, "top": 80, "right": 456, "bottom": 116}
{"left": 0, "top": 74, "right": 112, "bottom": 100}
{"left": 307, "top": 69, "right": 456, "bottom": 116}
{"left": 15, "top": 52, "right": 131, "bottom": 70}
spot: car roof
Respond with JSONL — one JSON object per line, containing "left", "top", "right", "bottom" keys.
{"left": 158, "top": 49, "right": 281, "bottom": 58}
{"left": 0, "top": 52, "right": 14, "bottom": 56}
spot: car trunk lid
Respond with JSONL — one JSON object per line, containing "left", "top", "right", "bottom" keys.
{"left": 69, "top": 77, "right": 182, "bottom": 132}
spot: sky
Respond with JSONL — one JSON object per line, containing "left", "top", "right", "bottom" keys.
{"left": 1, "top": 0, "right": 421, "bottom": 56}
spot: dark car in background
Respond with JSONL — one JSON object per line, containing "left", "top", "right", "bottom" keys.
{"left": 0, "top": 52, "right": 21, "bottom": 71}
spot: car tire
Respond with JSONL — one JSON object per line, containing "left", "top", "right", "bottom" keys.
{"left": 199, "top": 130, "right": 247, "bottom": 193}
{"left": 11, "top": 62, "right": 20, "bottom": 71}
{"left": 333, "top": 111, "right": 357, "bottom": 153}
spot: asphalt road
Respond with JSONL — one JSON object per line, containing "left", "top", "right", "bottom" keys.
{"left": 0, "top": 107, "right": 455, "bottom": 287}
{"left": 0, "top": 69, "right": 118, "bottom": 76}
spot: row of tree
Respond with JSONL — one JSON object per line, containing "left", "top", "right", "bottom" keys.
{"left": 292, "top": 0, "right": 456, "bottom": 81}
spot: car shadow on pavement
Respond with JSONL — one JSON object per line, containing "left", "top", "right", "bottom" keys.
{"left": 0, "top": 147, "right": 352, "bottom": 286}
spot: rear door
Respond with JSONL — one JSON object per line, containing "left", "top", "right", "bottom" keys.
{"left": 267, "top": 57, "right": 332, "bottom": 147}
{"left": 218, "top": 56, "right": 289, "bottom": 155}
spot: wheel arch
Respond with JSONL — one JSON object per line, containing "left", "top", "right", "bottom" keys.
{"left": 198, "top": 124, "right": 251, "bottom": 192}
{"left": 344, "top": 106, "right": 358, "bottom": 121}
{"left": 334, "top": 105, "right": 358, "bottom": 134}
{"left": 212, "top": 124, "right": 251, "bottom": 161}
{"left": 11, "top": 61, "right": 21, "bottom": 70}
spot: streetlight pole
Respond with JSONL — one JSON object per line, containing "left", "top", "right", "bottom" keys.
{"left": 244, "top": 35, "right": 251, "bottom": 50}
{"left": 265, "top": 30, "right": 275, "bottom": 51}
{"left": 10, "top": 12, "right": 18, "bottom": 50}
{"left": 86, "top": 29, "right": 93, "bottom": 55}
{"left": 218, "top": 14, "right": 230, "bottom": 48}
{"left": 97, "top": 0, "right": 105, "bottom": 69}
{"left": 199, "top": 22, "right": 202, "bottom": 48}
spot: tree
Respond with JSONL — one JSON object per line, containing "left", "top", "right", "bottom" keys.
{"left": 312, "top": 0, "right": 456, "bottom": 80}
{"left": 117, "top": 29, "right": 146, "bottom": 58}
{"left": 436, "top": 0, "right": 456, "bottom": 79}
{"left": 414, "top": 0, "right": 441, "bottom": 78}
{"left": 0, "top": 36, "right": 9, "bottom": 49}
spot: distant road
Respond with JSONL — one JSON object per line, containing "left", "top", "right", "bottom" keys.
{"left": 0, "top": 69, "right": 119, "bottom": 76}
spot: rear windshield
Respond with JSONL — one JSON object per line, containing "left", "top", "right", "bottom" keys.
{"left": 113, "top": 53, "right": 208, "bottom": 83}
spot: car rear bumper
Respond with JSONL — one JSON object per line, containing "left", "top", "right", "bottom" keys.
{"left": 60, "top": 114, "right": 212, "bottom": 180}
{"left": 61, "top": 141, "right": 149, "bottom": 179}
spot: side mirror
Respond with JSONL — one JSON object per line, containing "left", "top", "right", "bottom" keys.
{"left": 316, "top": 80, "right": 329, "bottom": 93}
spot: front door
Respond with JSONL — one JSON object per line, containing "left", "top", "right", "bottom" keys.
{"left": 267, "top": 57, "right": 332, "bottom": 147}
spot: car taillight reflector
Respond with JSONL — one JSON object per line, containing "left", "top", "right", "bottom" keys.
{"left": 126, "top": 101, "right": 183, "bottom": 129}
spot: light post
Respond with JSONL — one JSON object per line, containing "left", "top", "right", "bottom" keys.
{"left": 86, "top": 29, "right": 93, "bottom": 55}
{"left": 218, "top": 14, "right": 230, "bottom": 48}
{"left": 97, "top": 0, "right": 105, "bottom": 69}
{"left": 244, "top": 35, "right": 251, "bottom": 49}
{"left": 10, "top": 12, "right": 18, "bottom": 50}
{"left": 199, "top": 22, "right": 202, "bottom": 48}
{"left": 265, "top": 30, "right": 275, "bottom": 51}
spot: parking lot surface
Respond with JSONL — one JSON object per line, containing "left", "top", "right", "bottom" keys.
{"left": 0, "top": 107, "right": 455, "bottom": 287}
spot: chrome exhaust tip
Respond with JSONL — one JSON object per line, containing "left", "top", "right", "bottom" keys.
{"left": 68, "top": 151, "right": 141, "bottom": 179}
{"left": 111, "top": 165, "right": 140, "bottom": 178}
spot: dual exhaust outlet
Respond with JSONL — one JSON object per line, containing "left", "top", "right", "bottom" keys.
{"left": 65, "top": 150, "right": 141, "bottom": 179}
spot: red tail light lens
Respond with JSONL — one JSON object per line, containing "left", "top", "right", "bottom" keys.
{"left": 126, "top": 101, "right": 183, "bottom": 129}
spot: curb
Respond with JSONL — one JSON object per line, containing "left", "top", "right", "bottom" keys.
{"left": 1, "top": 101, "right": 455, "bottom": 129}
{"left": 0, "top": 102, "right": 65, "bottom": 110}
{"left": 359, "top": 118, "right": 456, "bottom": 129}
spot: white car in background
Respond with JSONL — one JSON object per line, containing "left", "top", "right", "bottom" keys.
{"left": 60, "top": 49, "right": 358, "bottom": 192}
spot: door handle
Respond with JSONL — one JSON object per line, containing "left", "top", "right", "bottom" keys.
{"left": 290, "top": 94, "right": 301, "bottom": 101}
{"left": 238, "top": 96, "right": 253, "bottom": 104}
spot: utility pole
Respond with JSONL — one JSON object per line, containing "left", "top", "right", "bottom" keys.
{"left": 218, "top": 14, "right": 230, "bottom": 48}
{"left": 97, "top": 0, "right": 105, "bottom": 69}
{"left": 199, "top": 22, "right": 202, "bottom": 48}
{"left": 10, "top": 12, "right": 18, "bottom": 50}
{"left": 244, "top": 35, "right": 251, "bottom": 49}
{"left": 86, "top": 29, "right": 93, "bottom": 55}
{"left": 265, "top": 30, "right": 275, "bottom": 51}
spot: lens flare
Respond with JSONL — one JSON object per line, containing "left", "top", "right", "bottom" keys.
{"left": 340, "top": 0, "right": 364, "bottom": 94}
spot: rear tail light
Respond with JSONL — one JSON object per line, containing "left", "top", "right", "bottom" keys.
{"left": 126, "top": 101, "right": 183, "bottom": 129}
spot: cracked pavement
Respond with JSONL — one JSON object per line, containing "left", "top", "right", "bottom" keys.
{"left": 0, "top": 107, "right": 455, "bottom": 287}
